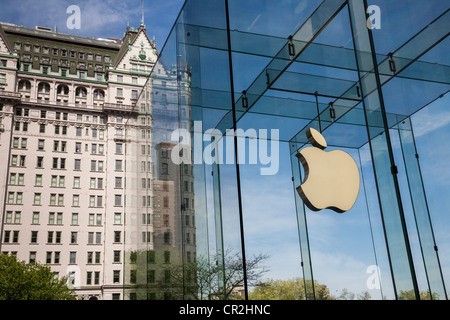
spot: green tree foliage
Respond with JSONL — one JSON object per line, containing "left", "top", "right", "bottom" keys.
{"left": 398, "top": 289, "right": 441, "bottom": 300}
{"left": 249, "top": 278, "right": 332, "bottom": 300}
{"left": 0, "top": 254, "right": 75, "bottom": 300}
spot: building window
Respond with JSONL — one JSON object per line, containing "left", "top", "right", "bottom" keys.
{"left": 54, "top": 252, "right": 60, "bottom": 264}
{"left": 9, "top": 173, "right": 16, "bottom": 185}
{"left": 34, "top": 193, "right": 41, "bottom": 206}
{"left": 113, "top": 271, "right": 120, "bottom": 284}
{"left": 72, "top": 195, "right": 80, "bottom": 207}
{"left": 114, "top": 213, "right": 122, "bottom": 225}
{"left": 115, "top": 195, "right": 122, "bottom": 207}
{"left": 73, "top": 177, "right": 80, "bottom": 188}
{"left": 13, "top": 211, "right": 21, "bottom": 224}
{"left": 52, "top": 158, "right": 58, "bottom": 169}
{"left": 19, "top": 156, "right": 26, "bottom": 167}
{"left": 38, "top": 82, "right": 50, "bottom": 93}
{"left": 29, "top": 252, "right": 37, "bottom": 264}
{"left": 55, "top": 231, "right": 62, "bottom": 244}
{"left": 31, "top": 231, "right": 38, "bottom": 244}
{"left": 75, "top": 87, "right": 87, "bottom": 97}
{"left": 38, "top": 139, "right": 45, "bottom": 151}
{"left": 69, "top": 252, "right": 76, "bottom": 264}
{"left": 93, "top": 89, "right": 104, "bottom": 99}
{"left": 71, "top": 232, "right": 77, "bottom": 244}
{"left": 114, "top": 231, "right": 121, "bottom": 243}
{"left": 115, "top": 177, "right": 122, "bottom": 188}
{"left": 113, "top": 251, "right": 121, "bottom": 263}
{"left": 9, "top": 193, "right": 24, "bottom": 205}
{"left": 72, "top": 213, "right": 79, "bottom": 225}
{"left": 5, "top": 211, "right": 12, "bottom": 223}
{"left": 116, "top": 143, "right": 123, "bottom": 154}
{"left": 86, "top": 272, "right": 92, "bottom": 285}
{"left": 46, "top": 252, "right": 52, "bottom": 264}
{"left": 57, "top": 85, "right": 69, "bottom": 95}
{"left": 32, "top": 212, "right": 40, "bottom": 224}
{"left": 18, "top": 80, "right": 31, "bottom": 91}
{"left": 161, "top": 163, "right": 169, "bottom": 174}
{"left": 74, "top": 159, "right": 81, "bottom": 170}
{"left": 90, "top": 160, "right": 96, "bottom": 172}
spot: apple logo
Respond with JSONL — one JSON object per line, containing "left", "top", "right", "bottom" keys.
{"left": 296, "top": 128, "right": 360, "bottom": 213}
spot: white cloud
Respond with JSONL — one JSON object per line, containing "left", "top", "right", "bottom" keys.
{"left": 0, "top": 0, "right": 184, "bottom": 45}
{"left": 310, "top": 250, "right": 386, "bottom": 298}
{"left": 411, "top": 108, "right": 450, "bottom": 137}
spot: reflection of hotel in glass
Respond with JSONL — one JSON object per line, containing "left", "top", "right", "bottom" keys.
{"left": 126, "top": 0, "right": 449, "bottom": 301}
{"left": 1, "top": 0, "right": 450, "bottom": 301}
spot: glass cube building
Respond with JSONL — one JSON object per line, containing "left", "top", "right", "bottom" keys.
{"left": 123, "top": 0, "right": 449, "bottom": 300}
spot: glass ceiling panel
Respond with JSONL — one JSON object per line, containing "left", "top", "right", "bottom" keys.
{"left": 270, "top": 70, "right": 361, "bottom": 101}
{"left": 369, "top": 0, "right": 449, "bottom": 57}
{"left": 228, "top": 0, "right": 323, "bottom": 37}
{"left": 179, "top": 24, "right": 449, "bottom": 87}
{"left": 382, "top": 77, "right": 449, "bottom": 117}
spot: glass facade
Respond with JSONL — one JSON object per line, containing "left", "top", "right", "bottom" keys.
{"left": 124, "top": 0, "right": 449, "bottom": 300}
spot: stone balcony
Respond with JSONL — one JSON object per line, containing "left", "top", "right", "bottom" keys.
{"left": 0, "top": 91, "right": 22, "bottom": 103}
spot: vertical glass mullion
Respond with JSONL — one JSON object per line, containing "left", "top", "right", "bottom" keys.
{"left": 212, "top": 160, "right": 226, "bottom": 300}
{"left": 225, "top": 0, "right": 248, "bottom": 300}
{"left": 290, "top": 151, "right": 315, "bottom": 300}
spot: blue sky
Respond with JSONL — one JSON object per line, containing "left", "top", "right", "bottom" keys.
{"left": 0, "top": 0, "right": 185, "bottom": 49}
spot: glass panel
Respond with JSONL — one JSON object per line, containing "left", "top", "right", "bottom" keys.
{"left": 119, "top": 0, "right": 449, "bottom": 301}
{"left": 395, "top": 119, "right": 447, "bottom": 299}
{"left": 348, "top": 0, "right": 419, "bottom": 299}
{"left": 412, "top": 93, "right": 450, "bottom": 299}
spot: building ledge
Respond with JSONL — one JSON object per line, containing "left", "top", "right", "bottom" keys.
{"left": 0, "top": 90, "right": 21, "bottom": 103}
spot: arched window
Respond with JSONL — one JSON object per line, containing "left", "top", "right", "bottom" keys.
{"left": 38, "top": 82, "right": 50, "bottom": 93}
{"left": 93, "top": 89, "right": 105, "bottom": 100}
{"left": 18, "top": 80, "right": 31, "bottom": 91}
{"left": 57, "top": 84, "right": 69, "bottom": 95}
{"left": 75, "top": 87, "right": 87, "bottom": 97}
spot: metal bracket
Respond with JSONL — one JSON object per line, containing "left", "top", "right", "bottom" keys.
{"left": 391, "top": 165, "right": 398, "bottom": 175}
{"left": 242, "top": 90, "right": 248, "bottom": 109}
{"left": 288, "top": 35, "right": 295, "bottom": 57}
{"left": 388, "top": 53, "right": 396, "bottom": 73}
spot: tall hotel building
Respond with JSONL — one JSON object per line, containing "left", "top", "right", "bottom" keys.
{"left": 0, "top": 22, "right": 179, "bottom": 300}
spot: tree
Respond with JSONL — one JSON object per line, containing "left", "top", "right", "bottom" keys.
{"left": 0, "top": 254, "right": 75, "bottom": 300}
{"left": 160, "top": 249, "right": 270, "bottom": 300}
{"left": 127, "top": 248, "right": 269, "bottom": 300}
{"left": 212, "top": 249, "right": 270, "bottom": 300}
{"left": 249, "top": 278, "right": 332, "bottom": 300}
{"left": 357, "top": 291, "right": 372, "bottom": 300}
{"left": 398, "top": 289, "right": 440, "bottom": 300}
{"left": 337, "top": 288, "right": 355, "bottom": 300}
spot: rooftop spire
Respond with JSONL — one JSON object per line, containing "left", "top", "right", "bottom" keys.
{"left": 141, "top": 0, "right": 145, "bottom": 26}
